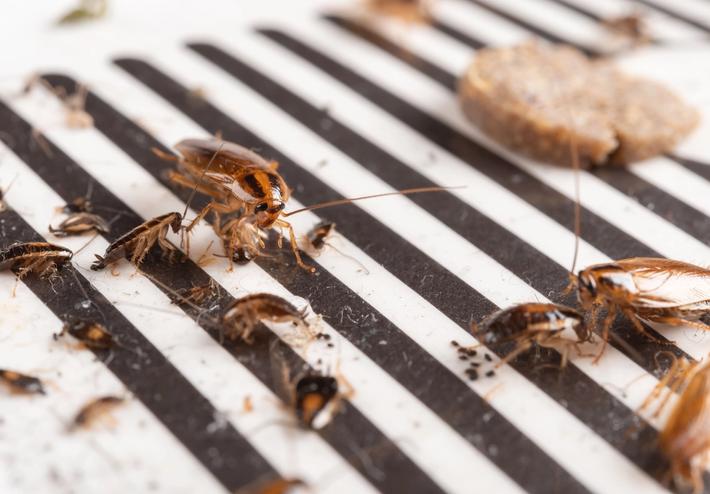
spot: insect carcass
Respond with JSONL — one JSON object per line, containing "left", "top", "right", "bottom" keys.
{"left": 0, "top": 242, "right": 73, "bottom": 279}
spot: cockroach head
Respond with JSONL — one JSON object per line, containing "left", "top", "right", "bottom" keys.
{"left": 575, "top": 270, "right": 597, "bottom": 309}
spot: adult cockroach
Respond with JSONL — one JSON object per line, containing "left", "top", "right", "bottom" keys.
{"left": 90, "top": 212, "right": 182, "bottom": 271}
{"left": 153, "top": 138, "right": 457, "bottom": 273}
{"left": 638, "top": 355, "right": 710, "bottom": 493}
{"left": 0, "top": 369, "right": 45, "bottom": 395}
{"left": 0, "top": 242, "right": 73, "bottom": 279}
{"left": 220, "top": 293, "right": 310, "bottom": 344}
{"left": 69, "top": 395, "right": 124, "bottom": 431}
{"left": 55, "top": 320, "right": 115, "bottom": 350}
{"left": 468, "top": 303, "right": 593, "bottom": 369}
{"left": 49, "top": 212, "right": 110, "bottom": 237}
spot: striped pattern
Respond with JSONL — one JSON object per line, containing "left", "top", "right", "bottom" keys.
{"left": 1, "top": 1, "right": 709, "bottom": 493}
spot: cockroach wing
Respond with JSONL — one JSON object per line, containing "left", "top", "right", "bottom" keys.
{"left": 617, "top": 258, "right": 710, "bottom": 309}
{"left": 661, "top": 367, "right": 710, "bottom": 461}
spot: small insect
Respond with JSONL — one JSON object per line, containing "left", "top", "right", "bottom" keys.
{"left": 601, "top": 12, "right": 649, "bottom": 47}
{"left": 69, "top": 395, "right": 124, "bottom": 431}
{"left": 638, "top": 355, "right": 710, "bottom": 493}
{"left": 468, "top": 303, "right": 592, "bottom": 369}
{"left": 573, "top": 258, "right": 710, "bottom": 361}
{"left": 0, "top": 369, "right": 45, "bottom": 395}
{"left": 154, "top": 138, "right": 454, "bottom": 272}
{"left": 90, "top": 212, "right": 182, "bottom": 271}
{"left": 294, "top": 373, "right": 347, "bottom": 429}
{"left": 0, "top": 242, "right": 73, "bottom": 279}
{"left": 303, "top": 221, "right": 370, "bottom": 273}
{"left": 55, "top": 320, "right": 114, "bottom": 350}
{"left": 169, "top": 280, "right": 219, "bottom": 306}
{"left": 365, "top": 0, "right": 431, "bottom": 23}
{"left": 220, "top": 293, "right": 309, "bottom": 343}
{"left": 61, "top": 194, "right": 92, "bottom": 214}
{"left": 49, "top": 212, "right": 110, "bottom": 237}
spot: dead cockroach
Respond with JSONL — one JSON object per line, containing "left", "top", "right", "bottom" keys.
{"left": 55, "top": 320, "right": 114, "bottom": 350}
{"left": 169, "top": 279, "right": 219, "bottom": 306}
{"left": 638, "top": 355, "right": 710, "bottom": 493}
{"left": 303, "top": 221, "right": 370, "bottom": 274}
{"left": 573, "top": 258, "right": 710, "bottom": 361}
{"left": 153, "top": 138, "right": 456, "bottom": 273}
{"left": 466, "top": 303, "right": 592, "bottom": 370}
{"left": 49, "top": 212, "right": 110, "bottom": 237}
{"left": 69, "top": 395, "right": 124, "bottom": 431}
{"left": 90, "top": 212, "right": 182, "bottom": 271}
{"left": 294, "top": 373, "right": 352, "bottom": 430}
{"left": 365, "top": 0, "right": 431, "bottom": 23}
{"left": 0, "top": 369, "right": 46, "bottom": 395}
{"left": 0, "top": 242, "right": 73, "bottom": 279}
{"left": 220, "top": 293, "right": 310, "bottom": 343}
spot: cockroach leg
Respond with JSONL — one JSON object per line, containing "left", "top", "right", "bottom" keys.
{"left": 647, "top": 315, "right": 710, "bottom": 332}
{"left": 276, "top": 219, "right": 315, "bottom": 273}
{"left": 593, "top": 308, "right": 617, "bottom": 364}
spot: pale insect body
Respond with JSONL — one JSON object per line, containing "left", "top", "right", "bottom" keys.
{"left": 220, "top": 293, "right": 309, "bottom": 343}
{"left": 574, "top": 258, "right": 710, "bottom": 360}
{"left": 70, "top": 395, "right": 125, "bottom": 431}
{"left": 0, "top": 369, "right": 46, "bottom": 395}
{"left": 49, "top": 212, "right": 110, "bottom": 237}
{"left": 0, "top": 241, "right": 73, "bottom": 279}
{"left": 90, "top": 212, "right": 182, "bottom": 271}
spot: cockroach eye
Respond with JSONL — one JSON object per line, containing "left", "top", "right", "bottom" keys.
{"left": 254, "top": 202, "right": 268, "bottom": 213}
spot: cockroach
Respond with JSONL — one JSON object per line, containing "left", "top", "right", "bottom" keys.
{"left": 0, "top": 242, "right": 73, "bottom": 279}
{"left": 468, "top": 303, "right": 592, "bottom": 369}
{"left": 638, "top": 356, "right": 710, "bottom": 493}
{"left": 294, "top": 373, "right": 347, "bottom": 429}
{"left": 0, "top": 369, "right": 45, "bottom": 395}
{"left": 602, "top": 12, "right": 649, "bottom": 46}
{"left": 55, "top": 320, "right": 114, "bottom": 350}
{"left": 153, "top": 138, "right": 456, "bottom": 273}
{"left": 220, "top": 293, "right": 309, "bottom": 343}
{"left": 49, "top": 212, "right": 110, "bottom": 237}
{"left": 169, "top": 280, "right": 219, "bottom": 307}
{"left": 573, "top": 258, "right": 710, "bottom": 361}
{"left": 365, "top": 0, "right": 431, "bottom": 23}
{"left": 90, "top": 212, "right": 182, "bottom": 271}
{"left": 303, "top": 221, "right": 370, "bottom": 273}
{"left": 69, "top": 395, "right": 124, "bottom": 431}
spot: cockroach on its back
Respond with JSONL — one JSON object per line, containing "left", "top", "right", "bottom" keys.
{"left": 572, "top": 258, "right": 710, "bottom": 361}
{"left": 0, "top": 242, "right": 73, "bottom": 279}
{"left": 90, "top": 212, "right": 183, "bottom": 271}
{"left": 0, "top": 369, "right": 45, "bottom": 395}
{"left": 70, "top": 395, "right": 124, "bottom": 431}
{"left": 220, "top": 293, "right": 309, "bottom": 343}
{"left": 468, "top": 302, "right": 592, "bottom": 369}
{"left": 49, "top": 212, "right": 110, "bottom": 237}
{"left": 55, "top": 320, "right": 115, "bottom": 350}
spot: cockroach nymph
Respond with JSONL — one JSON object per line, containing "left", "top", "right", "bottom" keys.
{"left": 69, "top": 395, "right": 124, "bottom": 431}
{"left": 220, "top": 293, "right": 310, "bottom": 343}
{"left": 0, "top": 242, "right": 73, "bottom": 279}
{"left": 49, "top": 212, "right": 110, "bottom": 237}
{"left": 305, "top": 221, "right": 335, "bottom": 251}
{"left": 468, "top": 303, "right": 592, "bottom": 369}
{"left": 572, "top": 258, "right": 710, "bottom": 362}
{"left": 169, "top": 279, "right": 219, "bottom": 306}
{"left": 0, "top": 369, "right": 45, "bottom": 395}
{"left": 55, "top": 320, "right": 114, "bottom": 350}
{"left": 639, "top": 355, "right": 710, "bottom": 493}
{"left": 294, "top": 374, "right": 343, "bottom": 429}
{"left": 90, "top": 212, "right": 183, "bottom": 271}
{"left": 365, "top": 0, "right": 431, "bottom": 23}
{"left": 154, "top": 138, "right": 454, "bottom": 273}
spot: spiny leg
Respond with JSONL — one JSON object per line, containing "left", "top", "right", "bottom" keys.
{"left": 623, "top": 309, "right": 669, "bottom": 343}
{"left": 593, "top": 307, "right": 617, "bottom": 364}
{"left": 276, "top": 219, "right": 315, "bottom": 273}
{"left": 494, "top": 339, "right": 534, "bottom": 369}
{"left": 646, "top": 314, "right": 710, "bottom": 332}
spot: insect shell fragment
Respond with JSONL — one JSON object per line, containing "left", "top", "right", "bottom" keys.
{"left": 220, "top": 293, "right": 309, "bottom": 344}
{"left": 49, "top": 212, "right": 110, "bottom": 237}
{"left": 294, "top": 374, "right": 340, "bottom": 429}
{"left": 90, "top": 212, "right": 183, "bottom": 271}
{"left": 0, "top": 369, "right": 46, "bottom": 395}
{"left": 305, "top": 221, "right": 335, "bottom": 251}
{"left": 0, "top": 242, "right": 73, "bottom": 279}
{"left": 56, "top": 320, "right": 114, "bottom": 350}
{"left": 70, "top": 395, "right": 124, "bottom": 431}
{"left": 574, "top": 258, "right": 710, "bottom": 360}
{"left": 471, "top": 303, "right": 591, "bottom": 369}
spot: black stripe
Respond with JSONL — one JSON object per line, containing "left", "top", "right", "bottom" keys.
{"left": 249, "top": 29, "right": 694, "bottom": 364}
{"left": 459, "top": 0, "right": 600, "bottom": 56}
{"left": 115, "top": 54, "right": 680, "bottom": 489}
{"left": 103, "top": 61, "right": 592, "bottom": 493}
{"left": 634, "top": 0, "right": 710, "bottom": 34}
{"left": 429, "top": 19, "right": 487, "bottom": 50}
{"left": 667, "top": 154, "right": 710, "bottom": 182}
{"left": 543, "top": 0, "right": 602, "bottom": 21}
{"left": 0, "top": 209, "right": 276, "bottom": 490}
{"left": 2, "top": 95, "right": 433, "bottom": 494}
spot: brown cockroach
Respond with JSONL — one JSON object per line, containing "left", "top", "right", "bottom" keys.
{"left": 638, "top": 356, "right": 710, "bottom": 493}
{"left": 90, "top": 212, "right": 182, "bottom": 271}
{"left": 49, "top": 212, "right": 110, "bottom": 237}
{"left": 601, "top": 12, "right": 650, "bottom": 47}
{"left": 153, "top": 138, "right": 456, "bottom": 273}
{"left": 303, "top": 221, "right": 370, "bottom": 274}
{"left": 467, "top": 303, "right": 593, "bottom": 370}
{"left": 55, "top": 320, "right": 115, "bottom": 350}
{"left": 169, "top": 279, "right": 220, "bottom": 307}
{"left": 0, "top": 242, "right": 73, "bottom": 279}
{"left": 0, "top": 369, "right": 46, "bottom": 395}
{"left": 573, "top": 258, "right": 710, "bottom": 361}
{"left": 220, "top": 293, "right": 310, "bottom": 344}
{"left": 69, "top": 395, "right": 124, "bottom": 431}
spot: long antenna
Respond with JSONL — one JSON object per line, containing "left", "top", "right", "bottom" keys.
{"left": 283, "top": 185, "right": 464, "bottom": 217}
{"left": 570, "top": 133, "right": 581, "bottom": 275}
{"left": 181, "top": 141, "right": 224, "bottom": 219}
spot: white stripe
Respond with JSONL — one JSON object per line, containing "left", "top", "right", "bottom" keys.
{"left": 103, "top": 41, "right": 678, "bottom": 493}
{"left": 433, "top": 0, "right": 529, "bottom": 45}
{"left": 0, "top": 265, "right": 226, "bottom": 494}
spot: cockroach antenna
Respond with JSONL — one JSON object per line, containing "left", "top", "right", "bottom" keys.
{"left": 569, "top": 130, "right": 582, "bottom": 275}
{"left": 282, "top": 185, "right": 465, "bottom": 217}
